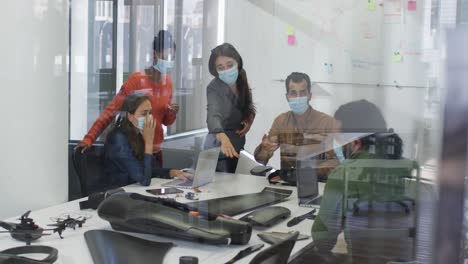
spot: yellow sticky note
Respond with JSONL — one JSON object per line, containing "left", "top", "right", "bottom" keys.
{"left": 368, "top": 0, "right": 376, "bottom": 10}
{"left": 392, "top": 52, "right": 403, "bottom": 62}
{"left": 286, "top": 26, "right": 295, "bottom": 35}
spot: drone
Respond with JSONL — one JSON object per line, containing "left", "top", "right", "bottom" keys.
{"left": 48, "top": 214, "right": 88, "bottom": 234}
{"left": 0, "top": 211, "right": 89, "bottom": 245}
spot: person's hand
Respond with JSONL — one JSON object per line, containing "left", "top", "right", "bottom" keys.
{"left": 75, "top": 142, "right": 91, "bottom": 154}
{"left": 261, "top": 134, "right": 279, "bottom": 152}
{"left": 216, "top": 133, "right": 239, "bottom": 158}
{"left": 270, "top": 175, "right": 281, "bottom": 183}
{"left": 169, "top": 103, "right": 180, "bottom": 114}
{"left": 170, "top": 170, "right": 194, "bottom": 182}
{"left": 236, "top": 120, "right": 252, "bottom": 137}
{"left": 143, "top": 115, "right": 155, "bottom": 153}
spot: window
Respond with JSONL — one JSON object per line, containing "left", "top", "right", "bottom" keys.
{"left": 70, "top": 0, "right": 222, "bottom": 141}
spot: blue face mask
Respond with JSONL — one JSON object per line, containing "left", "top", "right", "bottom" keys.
{"left": 218, "top": 67, "right": 239, "bottom": 86}
{"left": 288, "top": 96, "right": 309, "bottom": 115}
{"left": 153, "top": 58, "right": 174, "bottom": 74}
{"left": 137, "top": 117, "right": 145, "bottom": 130}
{"left": 333, "top": 139, "right": 345, "bottom": 162}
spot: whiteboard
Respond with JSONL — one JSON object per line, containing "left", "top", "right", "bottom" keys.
{"left": 269, "top": 0, "right": 429, "bottom": 88}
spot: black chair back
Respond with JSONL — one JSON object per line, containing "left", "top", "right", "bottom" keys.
{"left": 72, "top": 145, "right": 108, "bottom": 197}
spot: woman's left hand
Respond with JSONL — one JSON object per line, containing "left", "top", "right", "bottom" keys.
{"left": 170, "top": 169, "right": 194, "bottom": 182}
{"left": 236, "top": 120, "right": 252, "bottom": 137}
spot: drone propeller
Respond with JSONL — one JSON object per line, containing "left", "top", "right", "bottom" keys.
{"left": 20, "top": 210, "right": 31, "bottom": 219}
{"left": 18, "top": 211, "right": 34, "bottom": 222}
{"left": 50, "top": 213, "right": 90, "bottom": 223}
{"left": 0, "top": 221, "right": 15, "bottom": 231}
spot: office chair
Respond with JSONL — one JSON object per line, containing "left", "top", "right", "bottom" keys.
{"left": 72, "top": 145, "right": 109, "bottom": 197}
{"left": 345, "top": 211, "right": 417, "bottom": 263}
{"left": 350, "top": 158, "right": 418, "bottom": 215}
{"left": 249, "top": 231, "right": 299, "bottom": 264}
{"left": 351, "top": 133, "right": 418, "bottom": 215}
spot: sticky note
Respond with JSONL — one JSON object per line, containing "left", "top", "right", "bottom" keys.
{"left": 368, "top": 0, "right": 376, "bottom": 10}
{"left": 288, "top": 35, "right": 296, "bottom": 45}
{"left": 392, "top": 52, "right": 403, "bottom": 62}
{"left": 286, "top": 26, "right": 295, "bottom": 35}
{"left": 408, "top": 0, "right": 416, "bottom": 11}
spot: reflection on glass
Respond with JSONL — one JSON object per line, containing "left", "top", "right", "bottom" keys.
{"left": 63, "top": 0, "right": 467, "bottom": 262}
{"left": 165, "top": 0, "right": 206, "bottom": 135}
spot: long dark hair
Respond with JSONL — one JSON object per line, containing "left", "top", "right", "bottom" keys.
{"left": 107, "top": 93, "right": 150, "bottom": 161}
{"left": 208, "top": 43, "right": 256, "bottom": 121}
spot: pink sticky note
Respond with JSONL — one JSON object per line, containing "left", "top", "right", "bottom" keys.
{"left": 288, "top": 35, "right": 296, "bottom": 45}
{"left": 408, "top": 1, "right": 416, "bottom": 11}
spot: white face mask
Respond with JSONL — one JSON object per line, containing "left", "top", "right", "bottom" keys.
{"left": 217, "top": 66, "right": 239, "bottom": 85}
{"left": 137, "top": 116, "right": 145, "bottom": 130}
{"left": 153, "top": 54, "right": 175, "bottom": 74}
{"left": 288, "top": 96, "right": 309, "bottom": 115}
{"left": 333, "top": 139, "right": 345, "bottom": 162}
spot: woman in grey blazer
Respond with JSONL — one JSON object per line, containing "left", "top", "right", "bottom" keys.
{"left": 205, "top": 43, "right": 256, "bottom": 173}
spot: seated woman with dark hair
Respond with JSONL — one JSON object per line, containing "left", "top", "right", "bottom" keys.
{"left": 104, "top": 93, "right": 192, "bottom": 187}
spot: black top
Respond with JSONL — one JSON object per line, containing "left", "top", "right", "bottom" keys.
{"left": 104, "top": 129, "right": 171, "bottom": 187}
{"left": 206, "top": 78, "right": 245, "bottom": 153}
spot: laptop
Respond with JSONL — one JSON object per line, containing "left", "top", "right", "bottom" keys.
{"left": 296, "top": 160, "right": 322, "bottom": 208}
{"left": 162, "top": 148, "right": 220, "bottom": 189}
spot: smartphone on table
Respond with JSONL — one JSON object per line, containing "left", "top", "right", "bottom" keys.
{"left": 146, "top": 187, "right": 184, "bottom": 196}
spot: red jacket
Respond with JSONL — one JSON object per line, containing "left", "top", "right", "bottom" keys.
{"left": 81, "top": 71, "right": 176, "bottom": 152}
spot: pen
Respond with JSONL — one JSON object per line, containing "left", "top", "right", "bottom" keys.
{"left": 286, "top": 209, "right": 316, "bottom": 227}
{"left": 224, "top": 244, "right": 264, "bottom": 264}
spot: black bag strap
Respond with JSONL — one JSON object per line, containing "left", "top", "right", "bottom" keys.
{"left": 0, "top": 246, "right": 58, "bottom": 264}
{"left": 79, "top": 187, "right": 125, "bottom": 210}
{"left": 72, "top": 146, "right": 88, "bottom": 196}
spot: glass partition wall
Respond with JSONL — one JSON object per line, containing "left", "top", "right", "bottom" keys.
{"left": 70, "top": 0, "right": 217, "bottom": 142}
{"left": 68, "top": 0, "right": 468, "bottom": 263}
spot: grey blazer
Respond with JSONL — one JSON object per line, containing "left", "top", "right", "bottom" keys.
{"left": 205, "top": 78, "right": 245, "bottom": 154}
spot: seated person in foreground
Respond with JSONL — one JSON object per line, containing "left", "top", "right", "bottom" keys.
{"left": 104, "top": 93, "right": 192, "bottom": 187}
{"left": 311, "top": 100, "right": 416, "bottom": 263}
{"left": 254, "top": 72, "right": 339, "bottom": 181}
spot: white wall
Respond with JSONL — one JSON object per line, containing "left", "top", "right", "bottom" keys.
{"left": 0, "top": 0, "right": 69, "bottom": 219}
{"left": 224, "top": 0, "right": 281, "bottom": 167}
{"left": 224, "top": 0, "right": 430, "bottom": 165}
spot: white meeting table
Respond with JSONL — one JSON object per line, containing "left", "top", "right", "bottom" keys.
{"left": 0, "top": 173, "right": 324, "bottom": 264}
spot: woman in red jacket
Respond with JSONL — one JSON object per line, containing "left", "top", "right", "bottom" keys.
{"left": 78, "top": 30, "right": 178, "bottom": 166}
